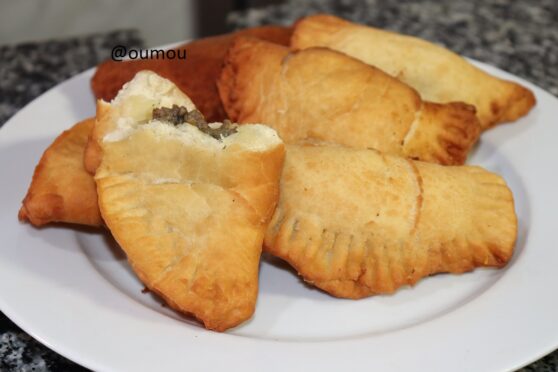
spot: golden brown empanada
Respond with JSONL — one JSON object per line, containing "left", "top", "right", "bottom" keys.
{"left": 95, "top": 71, "right": 285, "bottom": 331}
{"left": 265, "top": 144, "right": 517, "bottom": 299}
{"left": 91, "top": 25, "right": 293, "bottom": 122}
{"left": 291, "top": 14, "right": 536, "bottom": 129}
{"left": 218, "top": 37, "right": 480, "bottom": 165}
{"left": 19, "top": 118, "right": 102, "bottom": 227}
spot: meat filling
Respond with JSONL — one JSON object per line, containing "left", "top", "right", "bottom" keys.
{"left": 152, "top": 104, "right": 237, "bottom": 139}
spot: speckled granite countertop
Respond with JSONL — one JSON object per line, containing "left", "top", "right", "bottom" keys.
{"left": 1, "top": 1, "right": 557, "bottom": 371}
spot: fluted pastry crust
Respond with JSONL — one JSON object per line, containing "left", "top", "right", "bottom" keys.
{"left": 265, "top": 144, "right": 517, "bottom": 298}
{"left": 218, "top": 37, "right": 480, "bottom": 165}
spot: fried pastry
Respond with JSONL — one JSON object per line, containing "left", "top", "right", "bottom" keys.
{"left": 91, "top": 25, "right": 292, "bottom": 122}
{"left": 218, "top": 37, "right": 480, "bottom": 165}
{"left": 265, "top": 144, "right": 517, "bottom": 299}
{"left": 291, "top": 14, "right": 536, "bottom": 129}
{"left": 87, "top": 26, "right": 291, "bottom": 174}
{"left": 19, "top": 118, "right": 102, "bottom": 227}
{"left": 95, "top": 71, "right": 285, "bottom": 331}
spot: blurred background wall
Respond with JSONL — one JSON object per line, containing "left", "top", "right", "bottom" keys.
{"left": 0, "top": 0, "right": 283, "bottom": 46}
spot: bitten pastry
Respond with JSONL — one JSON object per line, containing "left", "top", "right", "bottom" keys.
{"left": 265, "top": 144, "right": 517, "bottom": 299}
{"left": 92, "top": 25, "right": 292, "bottom": 122}
{"left": 87, "top": 27, "right": 290, "bottom": 174}
{"left": 291, "top": 14, "right": 536, "bottom": 129}
{"left": 94, "top": 71, "right": 285, "bottom": 331}
{"left": 19, "top": 118, "right": 102, "bottom": 227}
{"left": 218, "top": 37, "right": 480, "bottom": 165}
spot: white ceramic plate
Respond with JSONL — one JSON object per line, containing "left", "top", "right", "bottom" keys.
{"left": 0, "top": 60, "right": 557, "bottom": 372}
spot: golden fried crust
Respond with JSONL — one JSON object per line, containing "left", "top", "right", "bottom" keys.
{"left": 19, "top": 118, "right": 102, "bottom": 227}
{"left": 264, "top": 145, "right": 517, "bottom": 299}
{"left": 95, "top": 73, "right": 285, "bottom": 330}
{"left": 218, "top": 37, "right": 481, "bottom": 165}
{"left": 97, "top": 138, "right": 284, "bottom": 331}
{"left": 91, "top": 25, "right": 292, "bottom": 123}
{"left": 404, "top": 101, "right": 480, "bottom": 165}
{"left": 291, "top": 14, "right": 536, "bottom": 129}
{"left": 83, "top": 127, "right": 102, "bottom": 175}
{"left": 83, "top": 102, "right": 111, "bottom": 175}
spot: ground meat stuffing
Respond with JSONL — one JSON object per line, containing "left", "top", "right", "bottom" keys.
{"left": 152, "top": 104, "right": 237, "bottom": 139}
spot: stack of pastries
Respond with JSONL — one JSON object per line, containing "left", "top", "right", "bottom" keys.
{"left": 19, "top": 15, "right": 534, "bottom": 331}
